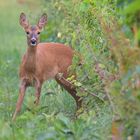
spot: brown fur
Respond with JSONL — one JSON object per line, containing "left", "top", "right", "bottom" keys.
{"left": 20, "top": 43, "right": 73, "bottom": 83}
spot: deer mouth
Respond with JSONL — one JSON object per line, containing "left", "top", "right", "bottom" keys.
{"left": 30, "top": 40, "right": 37, "bottom": 46}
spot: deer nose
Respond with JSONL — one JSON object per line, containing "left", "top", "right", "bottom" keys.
{"left": 31, "top": 38, "right": 36, "bottom": 43}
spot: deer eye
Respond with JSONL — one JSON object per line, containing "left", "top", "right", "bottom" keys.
{"left": 37, "top": 32, "right": 40, "bottom": 35}
{"left": 26, "top": 32, "right": 30, "bottom": 35}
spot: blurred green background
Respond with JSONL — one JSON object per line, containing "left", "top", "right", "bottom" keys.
{"left": 0, "top": 0, "right": 140, "bottom": 139}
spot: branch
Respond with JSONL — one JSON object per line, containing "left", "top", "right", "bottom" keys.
{"left": 56, "top": 73, "right": 104, "bottom": 102}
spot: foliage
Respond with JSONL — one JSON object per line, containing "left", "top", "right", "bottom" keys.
{"left": 117, "top": 0, "right": 140, "bottom": 44}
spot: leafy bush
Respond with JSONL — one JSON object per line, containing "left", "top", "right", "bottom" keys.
{"left": 43, "top": 0, "right": 140, "bottom": 139}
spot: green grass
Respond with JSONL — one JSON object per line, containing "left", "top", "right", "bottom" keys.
{"left": 0, "top": 0, "right": 24, "bottom": 120}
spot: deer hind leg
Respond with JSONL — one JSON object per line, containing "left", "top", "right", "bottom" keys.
{"left": 12, "top": 80, "right": 27, "bottom": 121}
{"left": 55, "top": 73, "right": 82, "bottom": 110}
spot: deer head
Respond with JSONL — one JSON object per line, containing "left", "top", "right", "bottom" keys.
{"left": 19, "top": 13, "right": 47, "bottom": 47}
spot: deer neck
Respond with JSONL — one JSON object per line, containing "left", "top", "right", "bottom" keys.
{"left": 24, "top": 46, "right": 37, "bottom": 75}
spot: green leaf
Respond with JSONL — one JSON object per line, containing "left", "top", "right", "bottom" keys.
{"left": 124, "top": 0, "right": 140, "bottom": 14}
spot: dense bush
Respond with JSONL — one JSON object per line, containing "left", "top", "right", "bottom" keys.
{"left": 42, "top": 0, "right": 140, "bottom": 139}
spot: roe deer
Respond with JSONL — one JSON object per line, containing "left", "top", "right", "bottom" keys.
{"left": 12, "top": 13, "right": 82, "bottom": 120}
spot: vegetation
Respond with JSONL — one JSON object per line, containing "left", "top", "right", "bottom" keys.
{"left": 0, "top": 0, "right": 140, "bottom": 139}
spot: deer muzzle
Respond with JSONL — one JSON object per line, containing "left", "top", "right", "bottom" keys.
{"left": 30, "top": 37, "right": 37, "bottom": 47}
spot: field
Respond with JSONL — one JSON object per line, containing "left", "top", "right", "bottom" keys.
{"left": 0, "top": 0, "right": 140, "bottom": 140}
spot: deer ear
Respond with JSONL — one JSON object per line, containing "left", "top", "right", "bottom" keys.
{"left": 38, "top": 13, "right": 47, "bottom": 30}
{"left": 19, "top": 13, "right": 29, "bottom": 29}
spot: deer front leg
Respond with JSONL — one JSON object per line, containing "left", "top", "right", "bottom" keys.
{"left": 12, "top": 80, "right": 27, "bottom": 121}
{"left": 34, "top": 80, "right": 42, "bottom": 105}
